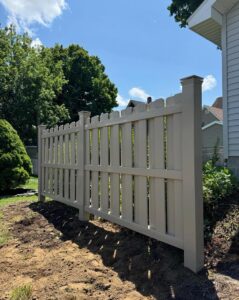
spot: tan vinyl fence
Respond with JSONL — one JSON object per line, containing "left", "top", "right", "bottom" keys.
{"left": 38, "top": 76, "right": 204, "bottom": 273}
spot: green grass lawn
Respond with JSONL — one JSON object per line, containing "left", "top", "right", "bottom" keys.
{"left": 0, "top": 177, "right": 38, "bottom": 208}
{"left": 19, "top": 176, "right": 38, "bottom": 190}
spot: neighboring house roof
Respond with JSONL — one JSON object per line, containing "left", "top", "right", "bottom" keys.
{"left": 127, "top": 100, "right": 144, "bottom": 108}
{"left": 188, "top": 0, "right": 239, "bottom": 46}
{"left": 209, "top": 106, "right": 223, "bottom": 121}
{"left": 202, "top": 120, "right": 223, "bottom": 130}
{"left": 203, "top": 105, "right": 223, "bottom": 121}
{"left": 212, "top": 97, "right": 222, "bottom": 109}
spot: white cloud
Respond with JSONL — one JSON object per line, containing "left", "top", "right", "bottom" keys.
{"left": 202, "top": 75, "right": 217, "bottom": 92}
{"left": 116, "top": 94, "right": 128, "bottom": 107}
{"left": 31, "top": 37, "right": 43, "bottom": 48}
{"left": 0, "top": 0, "right": 67, "bottom": 33}
{"left": 129, "top": 87, "right": 150, "bottom": 101}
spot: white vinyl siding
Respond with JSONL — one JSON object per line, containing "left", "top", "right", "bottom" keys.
{"left": 226, "top": 1, "right": 239, "bottom": 156}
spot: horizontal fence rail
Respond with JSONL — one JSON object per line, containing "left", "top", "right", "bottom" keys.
{"left": 38, "top": 76, "right": 204, "bottom": 273}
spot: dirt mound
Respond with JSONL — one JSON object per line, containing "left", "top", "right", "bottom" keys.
{"left": 0, "top": 199, "right": 238, "bottom": 299}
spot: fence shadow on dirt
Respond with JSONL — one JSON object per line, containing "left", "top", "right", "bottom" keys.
{"left": 30, "top": 200, "right": 219, "bottom": 300}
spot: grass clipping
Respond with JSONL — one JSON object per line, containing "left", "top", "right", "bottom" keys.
{"left": 10, "top": 284, "right": 32, "bottom": 300}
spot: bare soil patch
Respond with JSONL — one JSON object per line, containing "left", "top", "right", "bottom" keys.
{"left": 0, "top": 199, "right": 238, "bottom": 300}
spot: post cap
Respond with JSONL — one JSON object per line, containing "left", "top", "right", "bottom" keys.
{"left": 180, "top": 75, "right": 203, "bottom": 85}
{"left": 78, "top": 111, "right": 91, "bottom": 122}
{"left": 78, "top": 111, "right": 91, "bottom": 116}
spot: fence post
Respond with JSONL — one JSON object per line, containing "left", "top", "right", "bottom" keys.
{"left": 38, "top": 125, "right": 46, "bottom": 202}
{"left": 78, "top": 111, "right": 91, "bottom": 221}
{"left": 181, "top": 75, "right": 204, "bottom": 273}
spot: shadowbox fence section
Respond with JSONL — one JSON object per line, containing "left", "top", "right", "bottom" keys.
{"left": 38, "top": 76, "right": 204, "bottom": 273}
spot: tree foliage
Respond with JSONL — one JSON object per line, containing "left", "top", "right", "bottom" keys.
{"left": 0, "top": 26, "right": 118, "bottom": 144}
{"left": 0, "top": 26, "right": 69, "bottom": 145}
{"left": 51, "top": 44, "right": 118, "bottom": 120}
{"left": 0, "top": 119, "right": 32, "bottom": 193}
{"left": 168, "top": 0, "right": 204, "bottom": 27}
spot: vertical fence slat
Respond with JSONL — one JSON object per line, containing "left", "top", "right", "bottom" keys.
{"left": 42, "top": 138, "right": 45, "bottom": 193}
{"left": 64, "top": 124, "right": 70, "bottom": 201}
{"left": 54, "top": 127, "right": 58, "bottom": 196}
{"left": 121, "top": 108, "right": 133, "bottom": 222}
{"left": 49, "top": 130, "right": 54, "bottom": 196}
{"left": 148, "top": 99, "right": 166, "bottom": 233}
{"left": 38, "top": 125, "right": 46, "bottom": 201}
{"left": 70, "top": 123, "right": 76, "bottom": 203}
{"left": 76, "top": 120, "right": 80, "bottom": 206}
{"left": 45, "top": 134, "right": 49, "bottom": 194}
{"left": 100, "top": 113, "right": 109, "bottom": 212}
{"left": 166, "top": 102, "right": 175, "bottom": 236}
{"left": 171, "top": 95, "right": 183, "bottom": 241}
{"left": 85, "top": 118, "right": 91, "bottom": 208}
{"left": 91, "top": 116, "right": 99, "bottom": 209}
{"left": 134, "top": 104, "right": 147, "bottom": 226}
{"left": 110, "top": 111, "right": 120, "bottom": 217}
{"left": 78, "top": 111, "right": 91, "bottom": 220}
{"left": 59, "top": 126, "right": 64, "bottom": 199}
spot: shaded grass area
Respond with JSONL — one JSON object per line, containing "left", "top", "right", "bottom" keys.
{"left": 0, "top": 177, "right": 38, "bottom": 208}
{"left": 19, "top": 176, "right": 38, "bottom": 191}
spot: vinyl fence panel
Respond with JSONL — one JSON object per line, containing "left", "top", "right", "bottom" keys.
{"left": 38, "top": 76, "right": 204, "bottom": 273}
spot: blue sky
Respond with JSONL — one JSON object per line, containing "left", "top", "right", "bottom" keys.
{"left": 0, "top": 0, "right": 222, "bottom": 108}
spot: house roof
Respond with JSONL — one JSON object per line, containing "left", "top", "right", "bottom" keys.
{"left": 188, "top": 0, "right": 239, "bottom": 46}
{"left": 212, "top": 97, "right": 222, "bottom": 109}
{"left": 209, "top": 106, "right": 223, "bottom": 121}
{"left": 127, "top": 100, "right": 144, "bottom": 108}
{"left": 203, "top": 104, "right": 223, "bottom": 121}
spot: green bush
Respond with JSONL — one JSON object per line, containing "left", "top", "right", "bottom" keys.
{"left": 203, "top": 160, "right": 237, "bottom": 216}
{"left": 0, "top": 120, "right": 32, "bottom": 193}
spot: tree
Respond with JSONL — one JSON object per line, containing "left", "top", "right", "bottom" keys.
{"left": 168, "top": 0, "right": 203, "bottom": 27}
{"left": 0, "top": 26, "right": 69, "bottom": 145}
{"left": 51, "top": 44, "right": 118, "bottom": 120}
{"left": 0, "top": 119, "right": 32, "bottom": 193}
{"left": 0, "top": 26, "right": 118, "bottom": 144}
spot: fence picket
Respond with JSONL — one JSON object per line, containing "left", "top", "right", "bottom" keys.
{"left": 134, "top": 104, "right": 148, "bottom": 226}
{"left": 64, "top": 124, "right": 70, "bottom": 201}
{"left": 44, "top": 134, "right": 49, "bottom": 194}
{"left": 70, "top": 122, "right": 76, "bottom": 203}
{"left": 170, "top": 95, "right": 183, "bottom": 240}
{"left": 49, "top": 130, "right": 54, "bottom": 196}
{"left": 85, "top": 118, "right": 91, "bottom": 207}
{"left": 54, "top": 126, "right": 58, "bottom": 196}
{"left": 59, "top": 126, "right": 64, "bottom": 199}
{"left": 110, "top": 111, "right": 120, "bottom": 217}
{"left": 121, "top": 108, "right": 133, "bottom": 222}
{"left": 100, "top": 113, "right": 109, "bottom": 212}
{"left": 148, "top": 99, "right": 166, "bottom": 234}
{"left": 166, "top": 100, "right": 175, "bottom": 236}
{"left": 91, "top": 116, "right": 99, "bottom": 209}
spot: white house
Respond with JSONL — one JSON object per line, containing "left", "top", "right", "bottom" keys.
{"left": 188, "top": 0, "right": 239, "bottom": 175}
